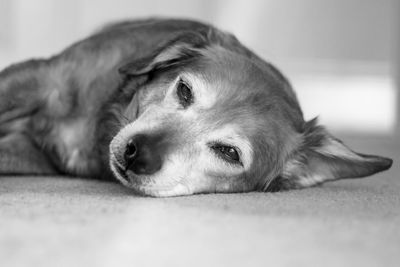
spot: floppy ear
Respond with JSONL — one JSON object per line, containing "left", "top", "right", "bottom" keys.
{"left": 118, "top": 31, "right": 208, "bottom": 78}
{"left": 267, "top": 118, "right": 393, "bottom": 192}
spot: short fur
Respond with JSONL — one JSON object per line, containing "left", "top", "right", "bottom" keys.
{"left": 0, "top": 18, "right": 393, "bottom": 197}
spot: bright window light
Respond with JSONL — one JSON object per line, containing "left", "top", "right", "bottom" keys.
{"left": 293, "top": 75, "right": 397, "bottom": 134}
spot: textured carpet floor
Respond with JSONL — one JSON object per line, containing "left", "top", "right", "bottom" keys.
{"left": 0, "top": 137, "right": 399, "bottom": 267}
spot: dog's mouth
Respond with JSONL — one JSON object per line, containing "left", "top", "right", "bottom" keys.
{"left": 110, "top": 157, "right": 192, "bottom": 197}
{"left": 109, "top": 154, "right": 131, "bottom": 184}
{"left": 111, "top": 161, "right": 150, "bottom": 196}
{"left": 116, "top": 163, "right": 129, "bottom": 181}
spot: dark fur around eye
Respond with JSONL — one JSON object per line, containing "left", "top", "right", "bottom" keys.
{"left": 176, "top": 79, "right": 193, "bottom": 108}
{"left": 211, "top": 144, "right": 242, "bottom": 165}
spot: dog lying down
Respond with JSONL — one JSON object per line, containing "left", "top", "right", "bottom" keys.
{"left": 0, "top": 18, "right": 393, "bottom": 197}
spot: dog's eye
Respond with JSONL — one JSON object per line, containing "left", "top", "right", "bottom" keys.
{"left": 176, "top": 79, "right": 193, "bottom": 107}
{"left": 212, "top": 144, "right": 241, "bottom": 165}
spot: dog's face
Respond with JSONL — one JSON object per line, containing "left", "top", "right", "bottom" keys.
{"left": 109, "top": 32, "right": 392, "bottom": 197}
{"left": 110, "top": 49, "right": 271, "bottom": 196}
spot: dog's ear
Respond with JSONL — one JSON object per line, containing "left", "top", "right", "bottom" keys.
{"left": 118, "top": 31, "right": 208, "bottom": 77}
{"left": 267, "top": 118, "right": 393, "bottom": 192}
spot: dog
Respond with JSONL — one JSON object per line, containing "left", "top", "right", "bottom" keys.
{"left": 0, "top": 18, "right": 393, "bottom": 197}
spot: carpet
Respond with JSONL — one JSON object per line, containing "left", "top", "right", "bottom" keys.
{"left": 0, "top": 137, "right": 399, "bottom": 267}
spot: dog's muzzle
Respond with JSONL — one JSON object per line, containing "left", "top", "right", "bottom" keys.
{"left": 124, "top": 134, "right": 163, "bottom": 175}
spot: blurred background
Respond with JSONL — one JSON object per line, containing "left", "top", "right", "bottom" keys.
{"left": 0, "top": 0, "right": 399, "bottom": 138}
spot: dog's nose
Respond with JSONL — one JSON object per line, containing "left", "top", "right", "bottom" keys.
{"left": 124, "top": 135, "right": 162, "bottom": 175}
{"left": 124, "top": 139, "right": 137, "bottom": 163}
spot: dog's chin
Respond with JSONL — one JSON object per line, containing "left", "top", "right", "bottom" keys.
{"left": 110, "top": 161, "right": 192, "bottom": 197}
{"left": 130, "top": 183, "right": 193, "bottom": 197}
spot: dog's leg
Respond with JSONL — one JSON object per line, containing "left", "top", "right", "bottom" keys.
{"left": 0, "top": 59, "right": 48, "bottom": 125}
{"left": 0, "top": 59, "right": 58, "bottom": 175}
{"left": 0, "top": 133, "right": 57, "bottom": 175}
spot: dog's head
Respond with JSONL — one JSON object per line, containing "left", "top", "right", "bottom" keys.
{"left": 109, "top": 30, "right": 392, "bottom": 197}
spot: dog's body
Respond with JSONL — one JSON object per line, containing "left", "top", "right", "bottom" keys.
{"left": 0, "top": 18, "right": 392, "bottom": 196}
